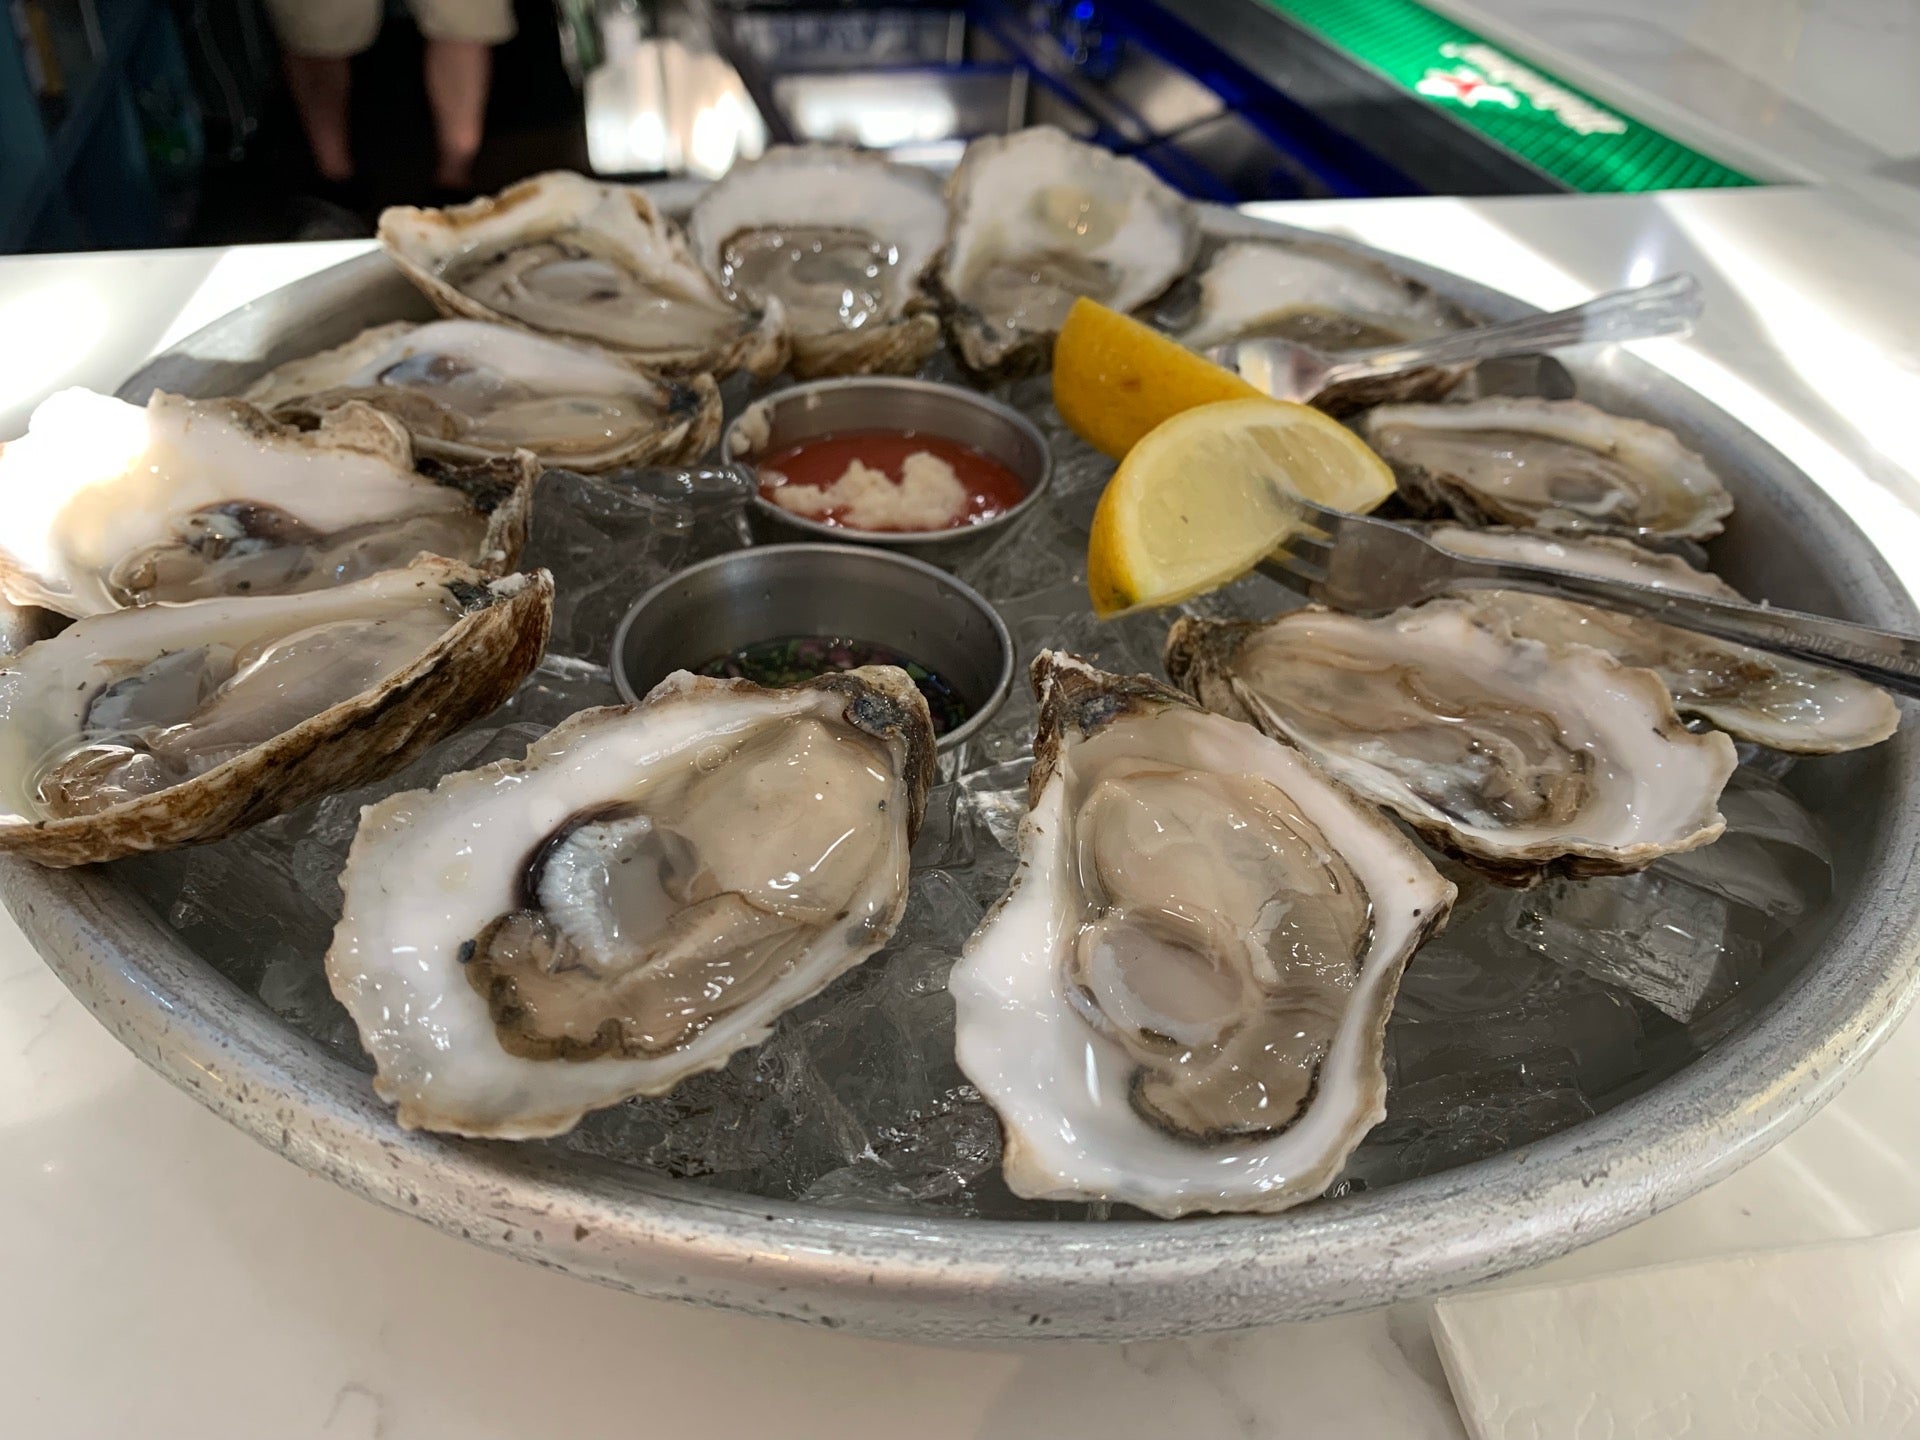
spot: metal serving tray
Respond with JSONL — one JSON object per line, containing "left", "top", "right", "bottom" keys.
{"left": 3, "top": 204, "right": 1916, "bottom": 1341}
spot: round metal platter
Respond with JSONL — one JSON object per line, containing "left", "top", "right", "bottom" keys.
{"left": 4, "top": 200, "right": 1917, "bottom": 1342}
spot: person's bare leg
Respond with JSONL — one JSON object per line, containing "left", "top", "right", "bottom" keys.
{"left": 283, "top": 54, "right": 355, "bottom": 181}
{"left": 423, "top": 39, "right": 491, "bottom": 189}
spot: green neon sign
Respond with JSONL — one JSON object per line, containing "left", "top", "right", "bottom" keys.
{"left": 1259, "top": 0, "right": 1757, "bottom": 192}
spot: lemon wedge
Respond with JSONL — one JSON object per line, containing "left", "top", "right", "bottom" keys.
{"left": 1052, "top": 297, "right": 1266, "bottom": 460}
{"left": 1086, "top": 398, "right": 1396, "bottom": 618}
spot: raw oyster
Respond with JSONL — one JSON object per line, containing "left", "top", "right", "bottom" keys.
{"left": 0, "top": 557, "right": 551, "bottom": 867}
{"left": 1363, "top": 397, "right": 1734, "bottom": 541}
{"left": 327, "top": 666, "right": 935, "bottom": 1138}
{"left": 685, "top": 146, "right": 947, "bottom": 378}
{"left": 244, "top": 319, "right": 721, "bottom": 472}
{"left": 937, "top": 127, "right": 1198, "bottom": 376}
{"left": 0, "top": 389, "right": 535, "bottom": 618}
{"left": 379, "top": 170, "right": 784, "bottom": 378}
{"left": 1431, "top": 525, "right": 1899, "bottom": 754}
{"left": 1173, "top": 240, "right": 1467, "bottom": 410}
{"left": 1166, "top": 601, "right": 1737, "bottom": 880}
{"left": 949, "top": 653, "right": 1454, "bottom": 1217}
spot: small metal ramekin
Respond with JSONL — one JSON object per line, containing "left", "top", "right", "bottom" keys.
{"left": 611, "top": 543, "right": 1014, "bottom": 752}
{"left": 722, "top": 376, "right": 1052, "bottom": 551}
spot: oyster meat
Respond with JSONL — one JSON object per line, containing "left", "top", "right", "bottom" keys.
{"left": 1363, "top": 396, "right": 1734, "bottom": 541}
{"left": 1430, "top": 525, "right": 1899, "bottom": 754}
{"left": 1166, "top": 601, "right": 1737, "bottom": 879}
{"left": 950, "top": 654, "right": 1454, "bottom": 1217}
{"left": 0, "top": 557, "right": 552, "bottom": 867}
{"left": 686, "top": 146, "right": 947, "bottom": 378}
{"left": 244, "top": 319, "right": 721, "bottom": 472}
{"left": 1174, "top": 240, "right": 1466, "bottom": 410}
{"left": 326, "top": 666, "right": 935, "bottom": 1138}
{"left": 938, "top": 127, "right": 1198, "bottom": 375}
{"left": 379, "top": 171, "right": 784, "bottom": 378}
{"left": 0, "top": 389, "right": 535, "bottom": 618}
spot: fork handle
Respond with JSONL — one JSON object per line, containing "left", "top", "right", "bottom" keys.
{"left": 1322, "top": 274, "right": 1705, "bottom": 384}
{"left": 1446, "top": 561, "right": 1920, "bottom": 698}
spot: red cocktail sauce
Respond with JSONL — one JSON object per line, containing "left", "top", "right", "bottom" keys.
{"left": 757, "top": 429, "right": 1028, "bottom": 532}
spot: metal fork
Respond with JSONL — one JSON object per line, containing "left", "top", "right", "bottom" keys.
{"left": 1257, "top": 498, "right": 1920, "bottom": 697}
{"left": 1206, "top": 274, "right": 1703, "bottom": 404}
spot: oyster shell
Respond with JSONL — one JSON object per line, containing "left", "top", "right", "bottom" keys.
{"left": 1173, "top": 240, "right": 1468, "bottom": 411}
{"left": 1166, "top": 601, "right": 1737, "bottom": 880}
{"left": 685, "top": 146, "right": 947, "bottom": 378}
{"left": 326, "top": 666, "right": 935, "bottom": 1138}
{"left": 379, "top": 171, "right": 785, "bottom": 378}
{"left": 0, "top": 389, "right": 535, "bottom": 618}
{"left": 0, "top": 557, "right": 551, "bottom": 867}
{"left": 244, "top": 319, "right": 722, "bottom": 472}
{"left": 1363, "top": 397, "right": 1734, "bottom": 541}
{"left": 937, "top": 127, "right": 1198, "bottom": 376}
{"left": 949, "top": 653, "right": 1454, "bottom": 1217}
{"left": 1430, "top": 525, "right": 1899, "bottom": 754}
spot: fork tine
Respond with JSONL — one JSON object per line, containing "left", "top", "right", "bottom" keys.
{"left": 1263, "top": 548, "right": 1328, "bottom": 587}
{"left": 1273, "top": 494, "right": 1337, "bottom": 540}
{"left": 1277, "top": 527, "right": 1333, "bottom": 563}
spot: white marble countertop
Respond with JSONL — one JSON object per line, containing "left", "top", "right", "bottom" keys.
{"left": 5, "top": 178, "right": 1920, "bottom": 1437}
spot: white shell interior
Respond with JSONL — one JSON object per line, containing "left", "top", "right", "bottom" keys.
{"left": 1223, "top": 602, "right": 1737, "bottom": 865}
{"left": 1365, "top": 396, "right": 1736, "bottom": 539}
{"left": 1179, "top": 240, "right": 1456, "bottom": 349}
{"left": 0, "top": 563, "right": 476, "bottom": 824}
{"left": 243, "top": 319, "right": 688, "bottom": 465}
{"left": 940, "top": 128, "right": 1194, "bottom": 359}
{"left": 0, "top": 389, "right": 480, "bottom": 617}
{"left": 685, "top": 146, "right": 948, "bottom": 333}
{"left": 950, "top": 662, "right": 1453, "bottom": 1217}
{"left": 1430, "top": 526, "right": 1900, "bottom": 754}
{"left": 327, "top": 673, "right": 917, "bottom": 1139}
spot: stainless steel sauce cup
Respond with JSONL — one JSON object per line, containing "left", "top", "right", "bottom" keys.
{"left": 611, "top": 542, "right": 1015, "bottom": 752}
{"left": 723, "top": 376, "right": 1052, "bottom": 554}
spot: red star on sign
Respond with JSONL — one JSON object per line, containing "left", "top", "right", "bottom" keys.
{"left": 1415, "top": 66, "right": 1519, "bottom": 109}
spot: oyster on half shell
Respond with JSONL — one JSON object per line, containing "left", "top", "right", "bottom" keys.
{"left": 937, "top": 127, "right": 1198, "bottom": 376}
{"left": 245, "top": 319, "right": 722, "bottom": 472}
{"left": 686, "top": 146, "right": 948, "bottom": 378}
{"left": 1172, "top": 240, "right": 1469, "bottom": 411}
{"left": 379, "top": 171, "right": 785, "bottom": 378}
{"left": 0, "top": 389, "right": 535, "bottom": 618}
{"left": 0, "top": 557, "right": 552, "bottom": 867}
{"left": 326, "top": 665, "right": 935, "bottom": 1138}
{"left": 1166, "top": 601, "right": 1737, "bottom": 881}
{"left": 1429, "top": 525, "right": 1899, "bottom": 754}
{"left": 1363, "top": 396, "right": 1735, "bottom": 541}
{"left": 950, "top": 654, "right": 1454, "bottom": 1217}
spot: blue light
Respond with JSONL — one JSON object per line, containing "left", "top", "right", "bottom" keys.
{"left": 1072, "top": 1, "right": 1095, "bottom": 20}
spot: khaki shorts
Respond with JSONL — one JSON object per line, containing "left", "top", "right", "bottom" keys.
{"left": 267, "top": 0, "right": 516, "bottom": 58}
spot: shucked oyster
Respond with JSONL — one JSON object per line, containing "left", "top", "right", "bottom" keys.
{"left": 244, "top": 319, "right": 722, "bottom": 473}
{"left": 0, "top": 389, "right": 535, "bottom": 618}
{"left": 938, "top": 127, "right": 1198, "bottom": 376}
{"left": 950, "top": 654, "right": 1454, "bottom": 1217}
{"left": 1363, "top": 397, "right": 1734, "bottom": 542}
{"left": 686, "top": 146, "right": 947, "bottom": 378}
{"left": 1430, "top": 525, "right": 1899, "bottom": 754}
{"left": 379, "top": 171, "right": 784, "bottom": 378}
{"left": 1173, "top": 240, "right": 1468, "bottom": 410}
{"left": 0, "top": 557, "right": 552, "bottom": 867}
{"left": 327, "top": 666, "right": 935, "bottom": 1138}
{"left": 1166, "top": 602, "right": 1736, "bottom": 880}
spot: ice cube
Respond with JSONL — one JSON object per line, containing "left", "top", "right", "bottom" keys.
{"left": 1654, "top": 767, "right": 1830, "bottom": 921}
{"left": 1507, "top": 870, "right": 1764, "bottom": 1023}
{"left": 521, "top": 467, "right": 753, "bottom": 662}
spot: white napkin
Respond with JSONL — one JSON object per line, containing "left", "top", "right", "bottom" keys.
{"left": 1431, "top": 1229, "right": 1920, "bottom": 1438}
